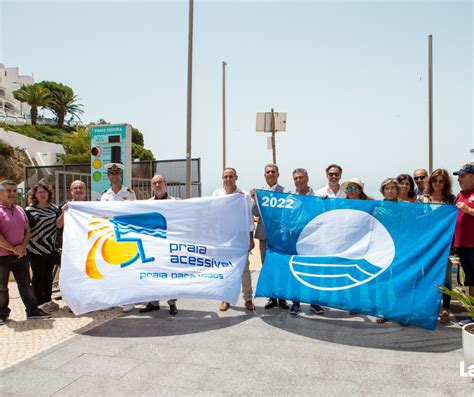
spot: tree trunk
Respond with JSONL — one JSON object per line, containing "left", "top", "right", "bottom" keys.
{"left": 31, "top": 107, "right": 38, "bottom": 126}
{"left": 57, "top": 111, "right": 65, "bottom": 128}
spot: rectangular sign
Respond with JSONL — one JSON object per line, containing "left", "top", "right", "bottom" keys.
{"left": 90, "top": 124, "right": 132, "bottom": 201}
{"left": 60, "top": 194, "right": 251, "bottom": 314}
{"left": 254, "top": 190, "right": 457, "bottom": 330}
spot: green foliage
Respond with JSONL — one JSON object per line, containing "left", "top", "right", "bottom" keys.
{"left": 132, "top": 127, "right": 144, "bottom": 146}
{"left": 38, "top": 81, "right": 84, "bottom": 127}
{"left": 0, "top": 123, "right": 70, "bottom": 144}
{"left": 439, "top": 268, "right": 474, "bottom": 319}
{"left": 132, "top": 142, "right": 155, "bottom": 161}
{"left": 0, "top": 139, "right": 14, "bottom": 156}
{"left": 60, "top": 127, "right": 91, "bottom": 164}
{"left": 13, "top": 84, "right": 52, "bottom": 125}
{"left": 38, "top": 81, "right": 73, "bottom": 96}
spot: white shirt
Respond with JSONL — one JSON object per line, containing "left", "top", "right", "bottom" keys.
{"left": 100, "top": 185, "right": 136, "bottom": 202}
{"left": 212, "top": 187, "right": 254, "bottom": 232}
{"left": 315, "top": 185, "right": 346, "bottom": 198}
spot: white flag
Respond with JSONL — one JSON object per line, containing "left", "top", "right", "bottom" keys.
{"left": 60, "top": 194, "right": 251, "bottom": 314}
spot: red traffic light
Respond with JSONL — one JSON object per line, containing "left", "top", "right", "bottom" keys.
{"left": 91, "top": 147, "right": 101, "bottom": 157}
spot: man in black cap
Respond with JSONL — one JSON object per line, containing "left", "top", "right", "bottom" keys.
{"left": 453, "top": 164, "right": 474, "bottom": 326}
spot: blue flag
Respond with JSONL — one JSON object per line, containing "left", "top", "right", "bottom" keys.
{"left": 254, "top": 190, "right": 457, "bottom": 330}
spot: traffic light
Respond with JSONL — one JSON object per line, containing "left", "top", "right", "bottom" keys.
{"left": 91, "top": 146, "right": 101, "bottom": 157}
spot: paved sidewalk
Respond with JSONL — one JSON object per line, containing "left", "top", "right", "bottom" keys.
{"left": 1, "top": 270, "right": 473, "bottom": 396}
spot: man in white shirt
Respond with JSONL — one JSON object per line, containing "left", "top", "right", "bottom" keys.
{"left": 100, "top": 162, "right": 136, "bottom": 313}
{"left": 212, "top": 167, "right": 255, "bottom": 312}
{"left": 139, "top": 174, "right": 178, "bottom": 316}
{"left": 100, "top": 163, "right": 136, "bottom": 202}
{"left": 413, "top": 168, "right": 428, "bottom": 200}
{"left": 315, "top": 164, "right": 346, "bottom": 198}
{"left": 290, "top": 168, "right": 325, "bottom": 316}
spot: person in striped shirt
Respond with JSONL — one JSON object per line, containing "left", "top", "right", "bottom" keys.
{"left": 25, "top": 182, "right": 63, "bottom": 313}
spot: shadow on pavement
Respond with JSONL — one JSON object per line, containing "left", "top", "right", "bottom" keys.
{"left": 80, "top": 309, "right": 253, "bottom": 338}
{"left": 259, "top": 307, "right": 462, "bottom": 353}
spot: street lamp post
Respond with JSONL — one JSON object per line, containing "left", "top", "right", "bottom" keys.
{"left": 222, "top": 61, "right": 227, "bottom": 170}
{"left": 428, "top": 35, "right": 433, "bottom": 174}
{"left": 185, "top": 0, "right": 194, "bottom": 199}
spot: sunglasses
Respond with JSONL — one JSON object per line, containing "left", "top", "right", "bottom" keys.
{"left": 414, "top": 176, "right": 425, "bottom": 181}
{"left": 345, "top": 185, "right": 358, "bottom": 191}
{"left": 432, "top": 179, "right": 445, "bottom": 184}
{"left": 108, "top": 171, "right": 121, "bottom": 175}
{"left": 328, "top": 173, "right": 340, "bottom": 177}
{"left": 265, "top": 170, "right": 277, "bottom": 174}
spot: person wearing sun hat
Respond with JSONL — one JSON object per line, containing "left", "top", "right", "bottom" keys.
{"left": 341, "top": 178, "right": 373, "bottom": 201}
{"left": 453, "top": 164, "right": 474, "bottom": 326}
{"left": 100, "top": 162, "right": 136, "bottom": 313}
{"left": 100, "top": 162, "right": 136, "bottom": 202}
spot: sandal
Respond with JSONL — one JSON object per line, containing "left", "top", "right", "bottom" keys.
{"left": 439, "top": 310, "right": 450, "bottom": 324}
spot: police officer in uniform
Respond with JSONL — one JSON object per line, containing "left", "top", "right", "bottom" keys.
{"left": 101, "top": 162, "right": 136, "bottom": 313}
{"left": 100, "top": 163, "right": 136, "bottom": 202}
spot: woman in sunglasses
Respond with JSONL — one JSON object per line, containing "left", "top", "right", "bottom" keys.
{"left": 341, "top": 178, "right": 373, "bottom": 201}
{"left": 421, "top": 169, "right": 456, "bottom": 324}
{"left": 340, "top": 178, "right": 373, "bottom": 316}
{"left": 396, "top": 174, "right": 417, "bottom": 202}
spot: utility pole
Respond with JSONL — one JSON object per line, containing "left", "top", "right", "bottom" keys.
{"left": 428, "top": 34, "right": 433, "bottom": 173}
{"left": 185, "top": 0, "right": 194, "bottom": 198}
{"left": 222, "top": 61, "right": 227, "bottom": 169}
{"left": 270, "top": 108, "right": 276, "bottom": 164}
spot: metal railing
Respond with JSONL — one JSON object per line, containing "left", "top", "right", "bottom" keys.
{"left": 26, "top": 158, "right": 202, "bottom": 204}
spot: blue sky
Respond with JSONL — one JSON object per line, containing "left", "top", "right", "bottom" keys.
{"left": 1, "top": 0, "right": 472, "bottom": 197}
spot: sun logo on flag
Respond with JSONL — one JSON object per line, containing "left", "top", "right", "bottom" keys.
{"left": 85, "top": 212, "right": 167, "bottom": 279}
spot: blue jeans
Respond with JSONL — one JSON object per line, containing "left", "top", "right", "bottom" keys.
{"left": 0, "top": 255, "right": 38, "bottom": 318}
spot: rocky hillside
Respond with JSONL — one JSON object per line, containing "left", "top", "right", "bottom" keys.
{"left": 0, "top": 142, "right": 32, "bottom": 182}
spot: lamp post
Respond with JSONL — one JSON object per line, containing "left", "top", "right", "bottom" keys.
{"left": 428, "top": 35, "right": 433, "bottom": 174}
{"left": 222, "top": 61, "right": 227, "bottom": 170}
{"left": 185, "top": 0, "right": 194, "bottom": 199}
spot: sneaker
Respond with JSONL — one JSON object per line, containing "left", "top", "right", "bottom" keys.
{"left": 0, "top": 317, "right": 6, "bottom": 326}
{"left": 309, "top": 304, "right": 324, "bottom": 314}
{"left": 169, "top": 304, "right": 178, "bottom": 316}
{"left": 27, "top": 309, "right": 51, "bottom": 319}
{"left": 459, "top": 318, "right": 474, "bottom": 327}
{"left": 289, "top": 304, "right": 301, "bottom": 315}
{"left": 264, "top": 298, "right": 277, "bottom": 309}
{"left": 42, "top": 301, "right": 59, "bottom": 312}
{"left": 139, "top": 302, "right": 160, "bottom": 313}
{"left": 122, "top": 304, "right": 134, "bottom": 313}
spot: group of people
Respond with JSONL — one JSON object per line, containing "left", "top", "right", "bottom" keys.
{"left": 0, "top": 161, "right": 473, "bottom": 328}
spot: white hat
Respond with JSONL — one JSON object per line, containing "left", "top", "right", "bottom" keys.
{"left": 341, "top": 177, "right": 365, "bottom": 191}
{"left": 104, "top": 162, "right": 124, "bottom": 171}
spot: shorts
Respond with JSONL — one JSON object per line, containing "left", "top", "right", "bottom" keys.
{"left": 458, "top": 247, "right": 474, "bottom": 286}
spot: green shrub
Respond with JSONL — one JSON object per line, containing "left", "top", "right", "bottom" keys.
{"left": 0, "top": 140, "right": 14, "bottom": 156}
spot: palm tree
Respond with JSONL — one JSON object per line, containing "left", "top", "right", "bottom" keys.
{"left": 47, "top": 90, "right": 84, "bottom": 128}
{"left": 12, "top": 84, "right": 52, "bottom": 125}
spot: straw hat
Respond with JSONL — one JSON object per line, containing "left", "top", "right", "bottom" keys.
{"left": 341, "top": 177, "right": 364, "bottom": 192}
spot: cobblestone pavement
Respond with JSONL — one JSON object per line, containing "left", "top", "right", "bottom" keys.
{"left": 0, "top": 243, "right": 263, "bottom": 371}
{"left": 0, "top": 284, "right": 122, "bottom": 370}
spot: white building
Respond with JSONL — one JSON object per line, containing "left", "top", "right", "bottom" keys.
{"left": 0, "top": 64, "right": 34, "bottom": 116}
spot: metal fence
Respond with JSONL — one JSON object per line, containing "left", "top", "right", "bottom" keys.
{"left": 24, "top": 158, "right": 201, "bottom": 204}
